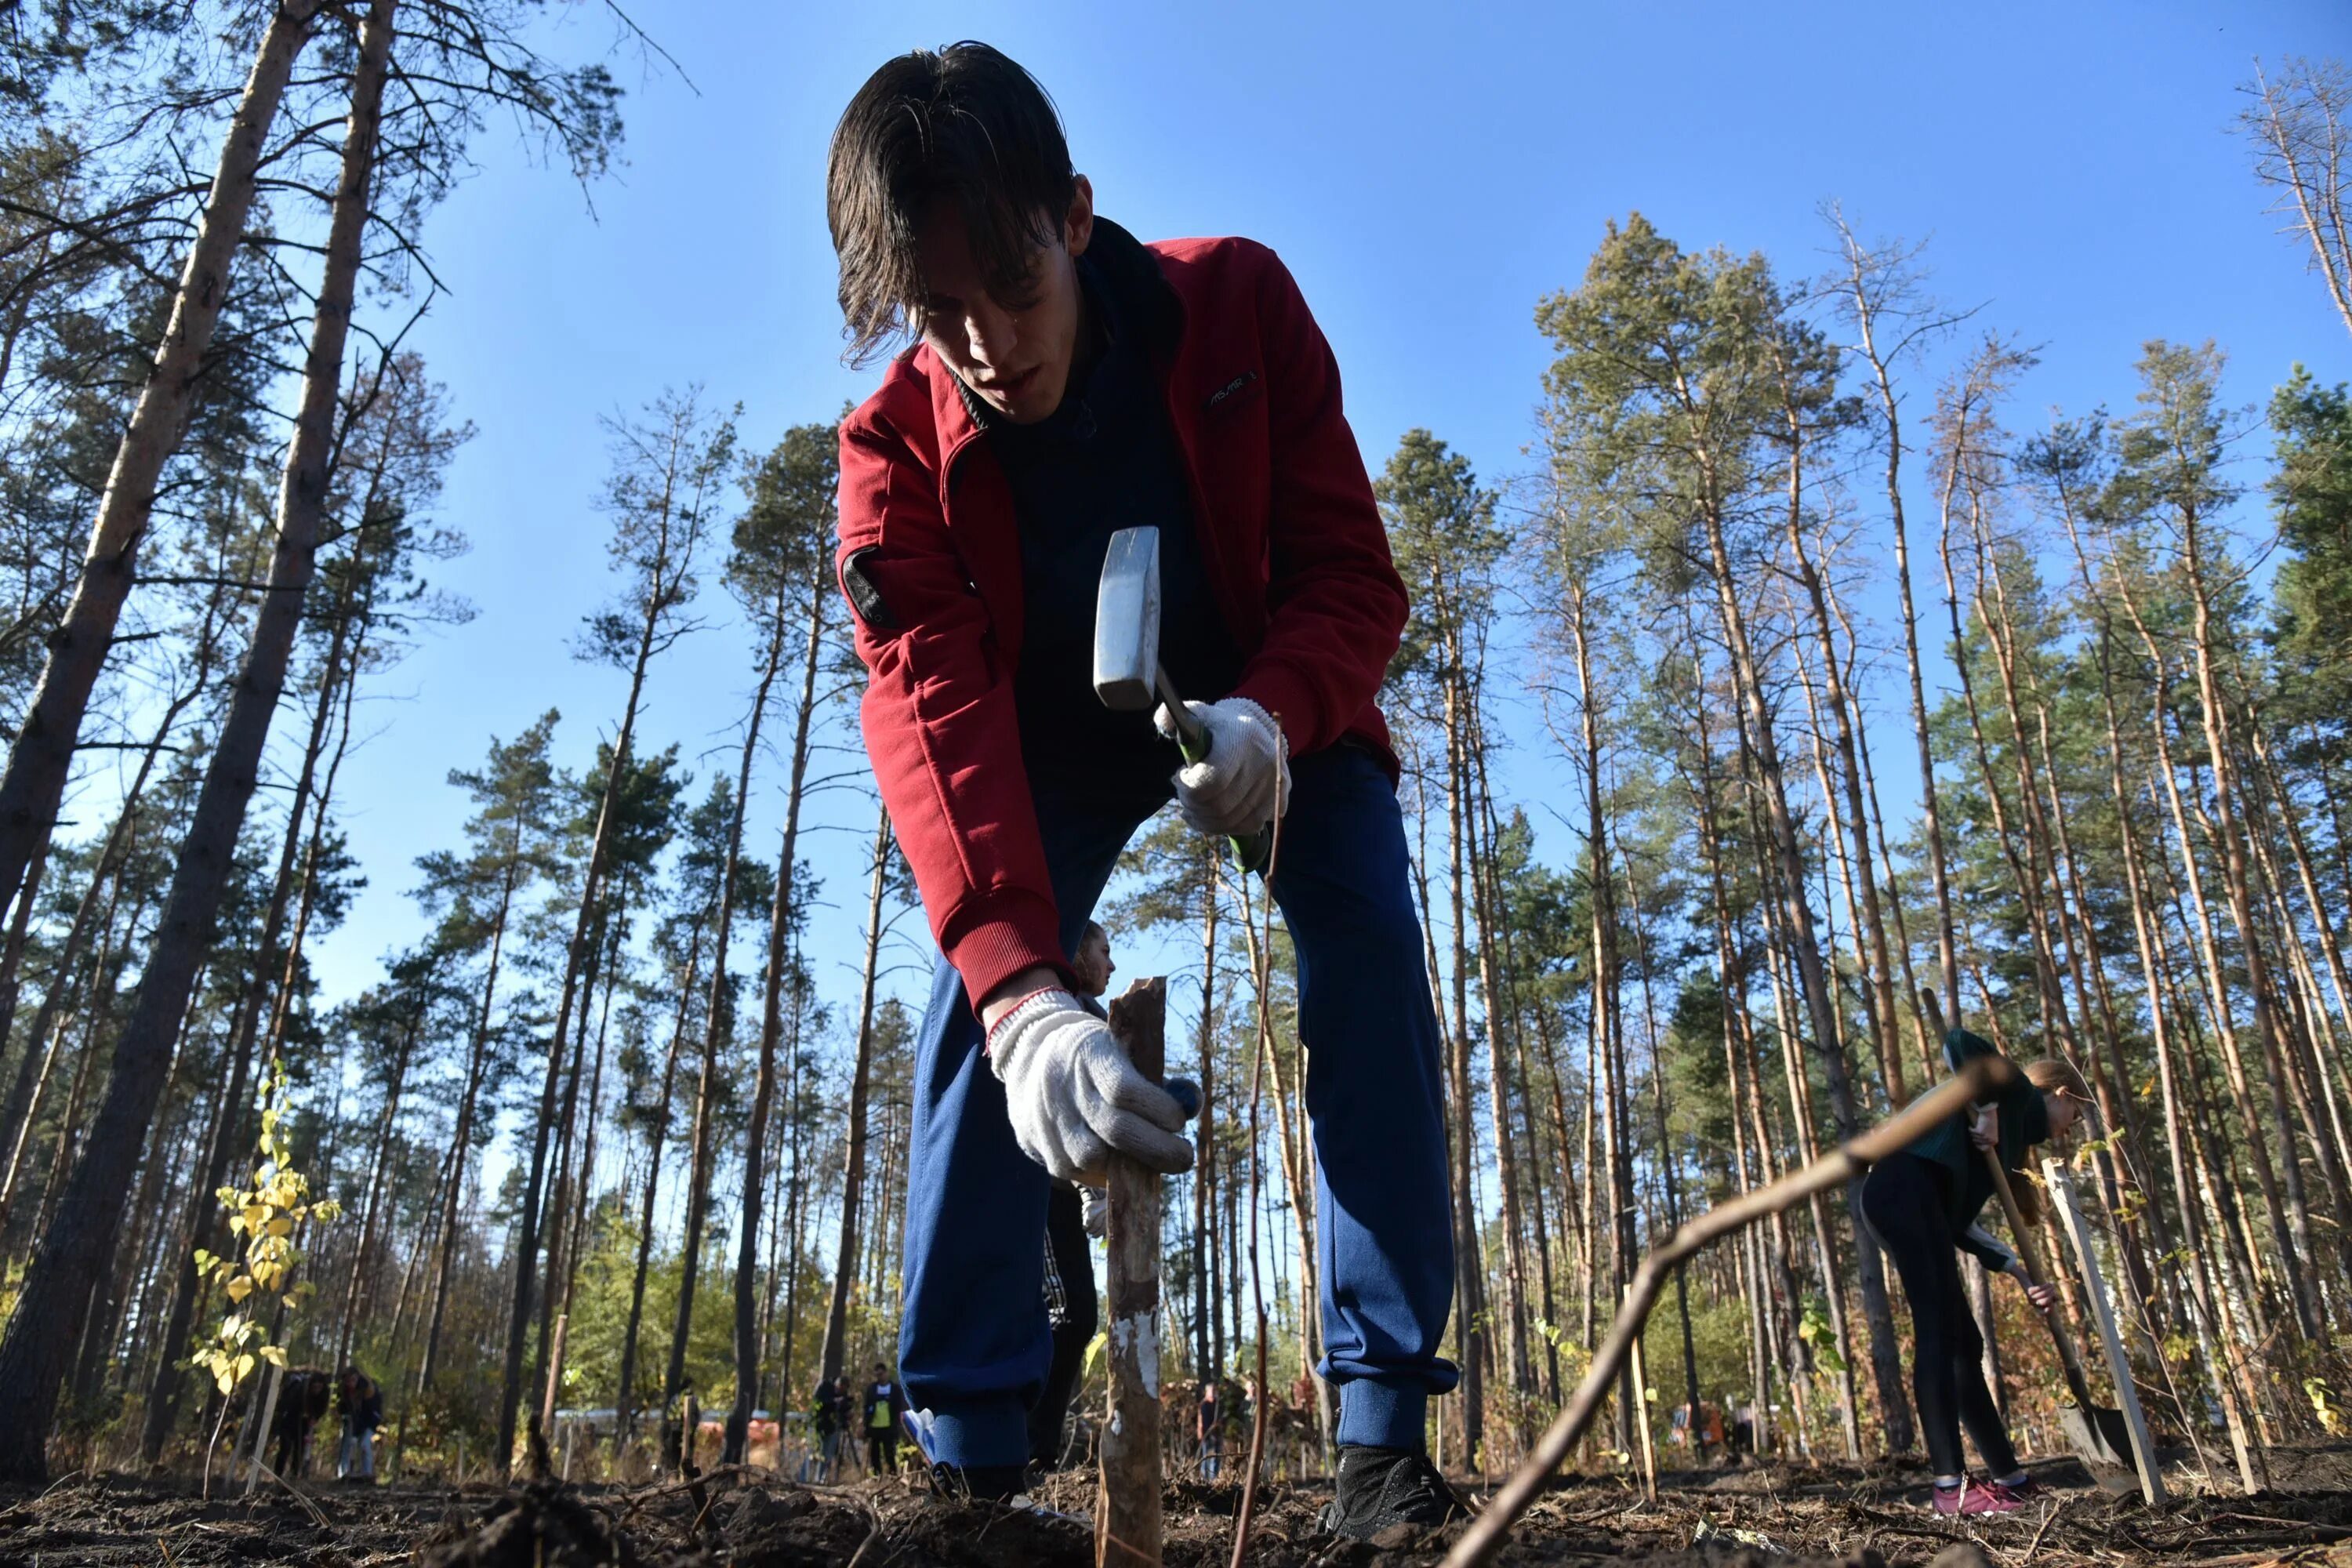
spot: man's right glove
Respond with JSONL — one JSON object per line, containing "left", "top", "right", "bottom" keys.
{"left": 988, "top": 989, "right": 1195, "bottom": 1184}
{"left": 1156, "top": 696, "right": 1288, "bottom": 838}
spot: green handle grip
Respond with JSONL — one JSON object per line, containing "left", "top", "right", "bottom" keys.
{"left": 1172, "top": 725, "right": 1272, "bottom": 876}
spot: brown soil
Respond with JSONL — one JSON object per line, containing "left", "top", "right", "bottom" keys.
{"left": 3, "top": 1446, "right": 2349, "bottom": 1566}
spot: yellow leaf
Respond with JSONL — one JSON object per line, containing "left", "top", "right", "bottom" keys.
{"left": 234, "top": 1352, "right": 254, "bottom": 1382}
{"left": 226, "top": 1276, "right": 253, "bottom": 1302}
{"left": 260, "top": 1345, "right": 287, "bottom": 1368}
{"left": 214, "top": 1366, "right": 235, "bottom": 1395}
{"left": 266, "top": 1216, "right": 294, "bottom": 1238}
{"left": 242, "top": 1205, "right": 269, "bottom": 1230}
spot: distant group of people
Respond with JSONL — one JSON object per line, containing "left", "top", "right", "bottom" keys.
{"left": 263, "top": 1364, "right": 383, "bottom": 1483}
{"left": 805, "top": 1363, "right": 910, "bottom": 1480}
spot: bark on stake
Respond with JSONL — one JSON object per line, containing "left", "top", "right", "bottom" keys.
{"left": 1098, "top": 977, "right": 1166, "bottom": 1568}
{"left": 1444, "top": 1059, "right": 2011, "bottom": 1568}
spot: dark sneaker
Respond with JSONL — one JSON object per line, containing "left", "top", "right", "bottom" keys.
{"left": 1932, "top": 1481, "right": 2021, "bottom": 1515}
{"left": 1320, "top": 1445, "right": 1467, "bottom": 1538}
{"left": 926, "top": 1461, "right": 1028, "bottom": 1503}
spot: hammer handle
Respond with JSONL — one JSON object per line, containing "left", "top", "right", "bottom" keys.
{"left": 1156, "top": 667, "right": 1275, "bottom": 875}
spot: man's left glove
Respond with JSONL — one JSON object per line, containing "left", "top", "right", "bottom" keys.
{"left": 1156, "top": 697, "right": 1288, "bottom": 837}
{"left": 988, "top": 990, "right": 1195, "bottom": 1184}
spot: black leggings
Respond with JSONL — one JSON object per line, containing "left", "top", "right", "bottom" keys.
{"left": 1861, "top": 1153, "right": 2020, "bottom": 1479}
{"left": 1030, "top": 1180, "right": 1099, "bottom": 1465}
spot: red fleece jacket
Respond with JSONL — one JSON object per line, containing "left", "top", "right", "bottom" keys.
{"left": 834, "top": 227, "right": 1405, "bottom": 1007}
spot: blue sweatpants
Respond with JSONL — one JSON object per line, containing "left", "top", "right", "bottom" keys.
{"left": 897, "top": 743, "right": 1458, "bottom": 1468}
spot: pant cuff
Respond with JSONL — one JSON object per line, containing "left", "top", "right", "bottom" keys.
{"left": 1336, "top": 1377, "right": 1428, "bottom": 1450}
{"left": 924, "top": 1402, "right": 1030, "bottom": 1469}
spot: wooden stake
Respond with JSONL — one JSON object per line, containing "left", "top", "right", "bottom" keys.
{"left": 1097, "top": 977, "right": 1166, "bottom": 1568}
{"left": 1444, "top": 1059, "right": 2011, "bottom": 1568}
{"left": 245, "top": 1365, "right": 285, "bottom": 1497}
{"left": 2043, "top": 1157, "right": 2167, "bottom": 1504}
{"left": 541, "top": 1312, "right": 569, "bottom": 1436}
{"left": 1627, "top": 1312, "right": 1657, "bottom": 1500}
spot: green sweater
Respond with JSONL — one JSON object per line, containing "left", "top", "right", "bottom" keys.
{"left": 1899, "top": 1028, "right": 2049, "bottom": 1271}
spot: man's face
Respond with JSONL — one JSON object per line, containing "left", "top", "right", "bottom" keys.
{"left": 915, "top": 177, "right": 1094, "bottom": 425}
{"left": 1072, "top": 928, "right": 1113, "bottom": 999}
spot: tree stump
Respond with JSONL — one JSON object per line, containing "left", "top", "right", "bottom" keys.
{"left": 1097, "top": 977, "right": 1165, "bottom": 1568}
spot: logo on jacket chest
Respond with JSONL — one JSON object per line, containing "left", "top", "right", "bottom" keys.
{"left": 1205, "top": 369, "right": 1259, "bottom": 412}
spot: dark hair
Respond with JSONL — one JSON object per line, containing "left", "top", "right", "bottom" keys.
{"left": 1081, "top": 919, "right": 1106, "bottom": 947}
{"left": 826, "top": 42, "right": 1076, "bottom": 365}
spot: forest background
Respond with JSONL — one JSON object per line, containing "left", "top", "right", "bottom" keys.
{"left": 0, "top": 0, "right": 2346, "bottom": 1491}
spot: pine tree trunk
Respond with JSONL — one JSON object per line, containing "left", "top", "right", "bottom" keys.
{"left": 140, "top": 573, "right": 361, "bottom": 1463}
{"left": 816, "top": 804, "right": 891, "bottom": 1388}
{"left": 497, "top": 448, "right": 701, "bottom": 1473}
{"left": 332, "top": 993, "right": 420, "bottom": 1373}
{"left": 1437, "top": 621, "right": 1486, "bottom": 1463}
{"left": 1772, "top": 352, "right": 1907, "bottom": 1105}
{"left": 0, "top": 753, "right": 154, "bottom": 1232}
{"left": 1837, "top": 228, "right": 1961, "bottom": 1035}
{"left": 419, "top": 857, "right": 514, "bottom": 1396}
{"left": 0, "top": 0, "right": 323, "bottom": 926}
{"left": 1693, "top": 466, "right": 1910, "bottom": 1457}
{"left": 1465, "top": 666, "right": 1530, "bottom": 1414}
{"left": 728, "top": 553, "right": 828, "bottom": 1461}
{"left": 615, "top": 923, "right": 701, "bottom": 1444}
{"left": 534, "top": 906, "right": 607, "bottom": 1410}
{"left": 662, "top": 954, "right": 728, "bottom": 1465}
{"left": 2117, "top": 568, "right": 2318, "bottom": 1338}
{"left": 0, "top": 0, "right": 392, "bottom": 1479}
{"left": 0, "top": 846, "right": 48, "bottom": 1113}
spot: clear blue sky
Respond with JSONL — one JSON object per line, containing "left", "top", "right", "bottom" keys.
{"left": 303, "top": 0, "right": 2352, "bottom": 1037}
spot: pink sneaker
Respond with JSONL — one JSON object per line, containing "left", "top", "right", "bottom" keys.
{"left": 1932, "top": 1481, "right": 2023, "bottom": 1515}
{"left": 1991, "top": 1475, "right": 2047, "bottom": 1505}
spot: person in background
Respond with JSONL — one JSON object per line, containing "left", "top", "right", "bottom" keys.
{"left": 1861, "top": 1032, "right": 2087, "bottom": 1515}
{"left": 1196, "top": 1383, "right": 1221, "bottom": 1480}
{"left": 809, "top": 1376, "right": 845, "bottom": 1481}
{"left": 1030, "top": 920, "right": 1113, "bottom": 1469}
{"left": 335, "top": 1366, "right": 383, "bottom": 1483}
{"left": 865, "top": 1362, "right": 908, "bottom": 1474}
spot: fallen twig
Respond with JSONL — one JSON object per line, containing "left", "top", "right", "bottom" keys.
{"left": 1443, "top": 1058, "right": 2013, "bottom": 1568}
{"left": 2020, "top": 1503, "right": 2059, "bottom": 1567}
{"left": 842, "top": 1494, "right": 887, "bottom": 1568}
{"left": 615, "top": 1460, "right": 754, "bottom": 1521}
{"left": 249, "top": 1460, "right": 333, "bottom": 1532}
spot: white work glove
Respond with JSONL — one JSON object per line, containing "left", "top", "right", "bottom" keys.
{"left": 1081, "top": 1186, "right": 1109, "bottom": 1238}
{"left": 1155, "top": 696, "right": 1289, "bottom": 838}
{"left": 988, "top": 989, "right": 1194, "bottom": 1184}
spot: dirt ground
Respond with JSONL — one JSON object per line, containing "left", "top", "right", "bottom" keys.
{"left": 5, "top": 1446, "right": 2351, "bottom": 1567}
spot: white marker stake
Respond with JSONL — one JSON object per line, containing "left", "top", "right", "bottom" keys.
{"left": 2042, "top": 1157, "right": 2166, "bottom": 1504}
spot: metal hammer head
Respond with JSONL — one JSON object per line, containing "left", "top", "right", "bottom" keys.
{"left": 1093, "top": 525, "right": 1162, "bottom": 711}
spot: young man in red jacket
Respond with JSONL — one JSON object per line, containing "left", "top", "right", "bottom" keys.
{"left": 826, "top": 43, "right": 1461, "bottom": 1535}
